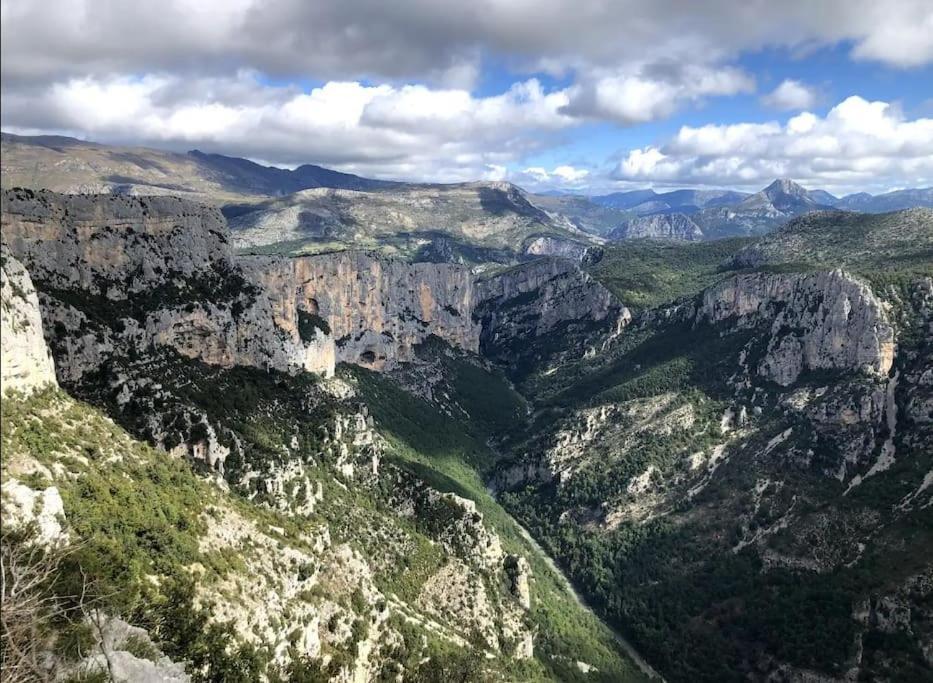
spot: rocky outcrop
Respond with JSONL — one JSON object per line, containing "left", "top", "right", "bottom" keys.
{"left": 477, "top": 258, "right": 620, "bottom": 336}
{"left": 63, "top": 617, "right": 190, "bottom": 683}
{"left": 505, "top": 555, "right": 532, "bottom": 610}
{"left": 523, "top": 235, "right": 592, "bottom": 260}
{"left": 698, "top": 270, "right": 895, "bottom": 386}
{"left": 609, "top": 212, "right": 703, "bottom": 241}
{"left": 1, "top": 189, "right": 334, "bottom": 380}
{"left": 475, "top": 257, "right": 627, "bottom": 368}
{"left": 0, "top": 479, "right": 68, "bottom": 546}
{"left": 1, "top": 248, "right": 57, "bottom": 395}
{"left": 242, "top": 251, "right": 480, "bottom": 370}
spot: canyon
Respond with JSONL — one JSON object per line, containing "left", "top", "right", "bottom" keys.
{"left": 1, "top": 186, "right": 931, "bottom": 682}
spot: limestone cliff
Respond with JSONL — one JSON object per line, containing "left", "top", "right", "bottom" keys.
{"left": 242, "top": 251, "right": 480, "bottom": 370}
{"left": 475, "top": 257, "right": 629, "bottom": 371}
{"left": 609, "top": 212, "right": 704, "bottom": 241}
{"left": 1, "top": 189, "right": 333, "bottom": 381}
{"left": 522, "top": 235, "right": 593, "bottom": 260}
{"left": 1, "top": 248, "right": 56, "bottom": 395}
{"left": 697, "top": 269, "right": 895, "bottom": 386}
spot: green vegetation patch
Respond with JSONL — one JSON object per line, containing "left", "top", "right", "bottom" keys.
{"left": 587, "top": 237, "right": 754, "bottom": 309}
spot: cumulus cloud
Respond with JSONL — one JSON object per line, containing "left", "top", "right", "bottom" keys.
{"left": 761, "top": 79, "right": 819, "bottom": 110}
{"left": 614, "top": 96, "right": 933, "bottom": 192}
{"left": 0, "top": 73, "right": 575, "bottom": 182}
{"left": 1, "top": 0, "right": 931, "bottom": 188}
{"left": 519, "top": 165, "right": 590, "bottom": 187}
{"left": 562, "top": 64, "right": 754, "bottom": 124}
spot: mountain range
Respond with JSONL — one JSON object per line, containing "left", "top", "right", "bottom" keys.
{"left": 2, "top": 132, "right": 931, "bottom": 257}
{"left": 2, "top": 120, "right": 932, "bottom": 683}
{"left": 591, "top": 181, "right": 933, "bottom": 216}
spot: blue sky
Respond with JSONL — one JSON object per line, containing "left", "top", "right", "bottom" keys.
{"left": 515, "top": 43, "right": 933, "bottom": 191}
{"left": 2, "top": 0, "right": 931, "bottom": 194}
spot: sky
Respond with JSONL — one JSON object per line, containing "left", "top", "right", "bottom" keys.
{"left": 1, "top": 0, "right": 932, "bottom": 195}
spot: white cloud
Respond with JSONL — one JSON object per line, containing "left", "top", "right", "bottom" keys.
{"left": 614, "top": 96, "right": 933, "bottom": 192}
{"left": 561, "top": 64, "right": 755, "bottom": 124}
{"left": 761, "top": 80, "right": 819, "bottom": 110}
{"left": 515, "top": 164, "right": 590, "bottom": 189}
{"left": 1, "top": 1, "right": 930, "bottom": 189}
{"left": 0, "top": 73, "right": 576, "bottom": 182}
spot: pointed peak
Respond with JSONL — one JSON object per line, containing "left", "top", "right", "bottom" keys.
{"left": 764, "top": 178, "right": 808, "bottom": 196}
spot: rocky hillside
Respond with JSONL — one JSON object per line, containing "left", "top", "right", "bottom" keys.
{"left": 485, "top": 217, "right": 933, "bottom": 681}
{"left": 609, "top": 213, "right": 703, "bottom": 241}
{"left": 0, "top": 188, "right": 646, "bottom": 682}
{"left": 228, "top": 181, "right": 597, "bottom": 263}
{"left": 0, "top": 132, "right": 394, "bottom": 203}
{"left": 731, "top": 208, "right": 933, "bottom": 276}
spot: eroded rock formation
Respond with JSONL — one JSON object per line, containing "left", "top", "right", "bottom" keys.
{"left": 242, "top": 251, "right": 480, "bottom": 370}
{"left": 1, "top": 189, "right": 332, "bottom": 380}
{"left": 698, "top": 269, "right": 895, "bottom": 385}
{"left": 1, "top": 248, "right": 57, "bottom": 395}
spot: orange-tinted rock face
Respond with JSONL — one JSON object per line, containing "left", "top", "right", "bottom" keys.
{"left": 243, "top": 252, "right": 481, "bottom": 370}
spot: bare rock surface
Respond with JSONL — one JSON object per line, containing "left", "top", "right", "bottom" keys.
{"left": 1, "top": 247, "right": 57, "bottom": 394}
{"left": 699, "top": 269, "right": 895, "bottom": 385}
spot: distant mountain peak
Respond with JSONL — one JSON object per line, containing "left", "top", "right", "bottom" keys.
{"left": 764, "top": 178, "right": 809, "bottom": 197}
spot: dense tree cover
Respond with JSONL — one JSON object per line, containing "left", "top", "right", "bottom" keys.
{"left": 587, "top": 237, "right": 753, "bottom": 310}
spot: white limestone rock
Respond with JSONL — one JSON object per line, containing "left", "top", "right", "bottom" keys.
{"left": 699, "top": 269, "right": 895, "bottom": 386}
{"left": 1, "top": 248, "right": 56, "bottom": 395}
{"left": 1, "top": 479, "right": 68, "bottom": 546}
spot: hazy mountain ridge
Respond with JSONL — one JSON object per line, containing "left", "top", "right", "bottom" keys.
{"left": 0, "top": 132, "right": 394, "bottom": 203}
{"left": 4, "top": 134, "right": 931, "bottom": 260}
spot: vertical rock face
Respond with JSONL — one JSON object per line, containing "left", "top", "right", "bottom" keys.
{"left": 0, "top": 190, "right": 230, "bottom": 294}
{"left": 609, "top": 212, "right": 704, "bottom": 241}
{"left": 522, "top": 235, "right": 591, "bottom": 260}
{"left": 1, "top": 189, "right": 628, "bottom": 382}
{"left": 242, "top": 252, "right": 481, "bottom": 370}
{"left": 475, "top": 257, "right": 626, "bottom": 367}
{"left": 1, "top": 189, "right": 332, "bottom": 380}
{"left": 698, "top": 269, "right": 895, "bottom": 385}
{"left": 1, "top": 247, "right": 57, "bottom": 395}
